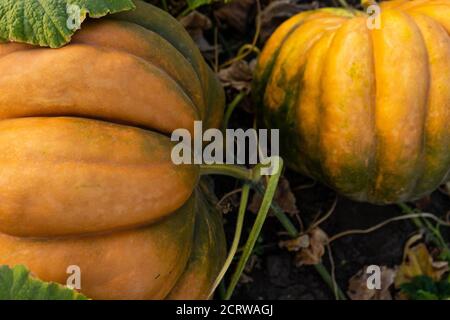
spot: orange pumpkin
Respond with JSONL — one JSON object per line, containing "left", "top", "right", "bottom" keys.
{"left": 254, "top": 0, "right": 450, "bottom": 204}
{"left": 0, "top": 0, "right": 226, "bottom": 299}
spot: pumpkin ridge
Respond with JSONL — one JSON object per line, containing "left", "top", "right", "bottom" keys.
{"left": 370, "top": 9, "right": 430, "bottom": 202}
{"left": 0, "top": 117, "right": 198, "bottom": 238}
{"left": 408, "top": 13, "right": 450, "bottom": 195}
{"left": 72, "top": 19, "right": 206, "bottom": 119}
{"left": 111, "top": 0, "right": 209, "bottom": 95}
{"left": 297, "top": 30, "right": 337, "bottom": 180}
{"left": 264, "top": 17, "right": 345, "bottom": 113}
{"left": 166, "top": 186, "right": 226, "bottom": 300}
{"left": 0, "top": 2, "right": 226, "bottom": 299}
{"left": 0, "top": 44, "right": 200, "bottom": 135}
{"left": 406, "top": 2, "right": 450, "bottom": 34}
{"left": 318, "top": 17, "right": 376, "bottom": 199}
{"left": 254, "top": 12, "right": 314, "bottom": 108}
{"left": 0, "top": 196, "right": 197, "bottom": 300}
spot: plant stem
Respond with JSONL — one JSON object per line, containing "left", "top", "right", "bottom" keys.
{"left": 224, "top": 157, "right": 283, "bottom": 299}
{"left": 337, "top": 0, "right": 351, "bottom": 9}
{"left": 209, "top": 183, "right": 251, "bottom": 298}
{"left": 199, "top": 164, "right": 255, "bottom": 182}
{"left": 160, "top": 0, "right": 169, "bottom": 11}
{"left": 398, "top": 203, "right": 450, "bottom": 251}
{"left": 253, "top": 183, "right": 299, "bottom": 237}
{"left": 200, "top": 162, "right": 345, "bottom": 300}
{"left": 222, "top": 91, "right": 248, "bottom": 132}
{"left": 397, "top": 203, "right": 424, "bottom": 229}
{"left": 314, "top": 264, "right": 347, "bottom": 300}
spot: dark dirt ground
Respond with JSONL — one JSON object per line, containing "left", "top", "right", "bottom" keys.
{"left": 215, "top": 150, "right": 449, "bottom": 300}
{"left": 149, "top": 0, "right": 450, "bottom": 300}
{"left": 232, "top": 181, "right": 449, "bottom": 300}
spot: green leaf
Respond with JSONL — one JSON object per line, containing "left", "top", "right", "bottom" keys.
{"left": 400, "top": 275, "right": 450, "bottom": 300}
{"left": 186, "top": 0, "right": 231, "bottom": 11}
{"left": 0, "top": 0, "right": 136, "bottom": 48}
{"left": 0, "top": 265, "right": 88, "bottom": 300}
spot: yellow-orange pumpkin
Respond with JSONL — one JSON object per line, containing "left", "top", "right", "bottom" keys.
{"left": 0, "top": 0, "right": 226, "bottom": 299}
{"left": 254, "top": 0, "right": 450, "bottom": 204}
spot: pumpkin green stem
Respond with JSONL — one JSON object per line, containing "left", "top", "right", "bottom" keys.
{"left": 224, "top": 157, "right": 284, "bottom": 299}
{"left": 314, "top": 263, "right": 347, "bottom": 300}
{"left": 398, "top": 203, "right": 450, "bottom": 251}
{"left": 253, "top": 183, "right": 299, "bottom": 237}
{"left": 397, "top": 203, "right": 424, "bottom": 229}
{"left": 201, "top": 160, "right": 347, "bottom": 300}
{"left": 222, "top": 91, "right": 248, "bottom": 132}
{"left": 209, "top": 183, "right": 251, "bottom": 298}
{"left": 199, "top": 164, "right": 259, "bottom": 182}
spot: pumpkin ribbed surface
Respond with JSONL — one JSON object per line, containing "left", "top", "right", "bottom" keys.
{"left": 254, "top": 0, "right": 450, "bottom": 204}
{"left": 0, "top": 0, "right": 226, "bottom": 299}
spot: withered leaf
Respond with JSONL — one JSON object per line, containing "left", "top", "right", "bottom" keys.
{"left": 395, "top": 237, "right": 449, "bottom": 288}
{"left": 260, "top": 0, "right": 319, "bottom": 42}
{"left": 293, "top": 228, "right": 328, "bottom": 266}
{"left": 214, "top": 0, "right": 255, "bottom": 33}
{"left": 279, "top": 234, "right": 309, "bottom": 252}
{"left": 347, "top": 266, "right": 396, "bottom": 300}
{"left": 180, "top": 11, "right": 215, "bottom": 54}
{"left": 218, "top": 60, "right": 255, "bottom": 92}
{"left": 249, "top": 176, "right": 299, "bottom": 217}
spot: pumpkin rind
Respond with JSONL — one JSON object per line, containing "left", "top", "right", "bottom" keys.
{"left": 167, "top": 187, "right": 227, "bottom": 300}
{"left": 0, "top": 197, "right": 196, "bottom": 300}
{"left": 0, "top": 1, "right": 226, "bottom": 299}
{"left": 0, "top": 117, "right": 198, "bottom": 237}
{"left": 254, "top": 0, "right": 450, "bottom": 204}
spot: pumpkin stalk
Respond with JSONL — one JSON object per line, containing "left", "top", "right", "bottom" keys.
{"left": 314, "top": 263, "right": 347, "bottom": 300}
{"left": 224, "top": 157, "right": 284, "bottom": 299}
{"left": 222, "top": 91, "right": 248, "bottom": 132}
{"left": 398, "top": 203, "right": 450, "bottom": 251}
{"left": 199, "top": 164, "right": 258, "bottom": 182}
{"left": 253, "top": 183, "right": 299, "bottom": 237}
{"left": 209, "top": 183, "right": 251, "bottom": 298}
{"left": 202, "top": 160, "right": 347, "bottom": 300}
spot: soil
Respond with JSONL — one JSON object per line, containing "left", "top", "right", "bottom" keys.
{"left": 214, "top": 169, "right": 449, "bottom": 300}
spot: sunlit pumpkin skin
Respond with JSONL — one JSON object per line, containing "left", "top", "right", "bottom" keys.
{"left": 0, "top": 189, "right": 226, "bottom": 300}
{"left": 254, "top": 0, "right": 450, "bottom": 204}
{"left": 0, "top": 1, "right": 226, "bottom": 299}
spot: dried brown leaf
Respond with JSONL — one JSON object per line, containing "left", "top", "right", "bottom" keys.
{"left": 218, "top": 60, "right": 255, "bottom": 92}
{"left": 179, "top": 11, "right": 215, "bottom": 54}
{"left": 293, "top": 228, "right": 328, "bottom": 266}
{"left": 245, "top": 254, "right": 261, "bottom": 274}
{"left": 414, "top": 195, "right": 432, "bottom": 211}
{"left": 249, "top": 176, "right": 299, "bottom": 217}
{"left": 239, "top": 273, "right": 254, "bottom": 284}
{"left": 347, "top": 266, "right": 396, "bottom": 300}
{"left": 260, "top": 0, "right": 319, "bottom": 42}
{"left": 214, "top": 0, "right": 255, "bottom": 33}
{"left": 279, "top": 234, "right": 309, "bottom": 252}
{"left": 395, "top": 237, "right": 449, "bottom": 288}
